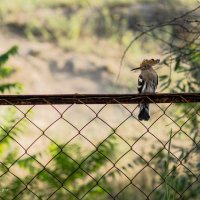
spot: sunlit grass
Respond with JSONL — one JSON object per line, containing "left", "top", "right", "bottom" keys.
{"left": 0, "top": 0, "right": 198, "bottom": 53}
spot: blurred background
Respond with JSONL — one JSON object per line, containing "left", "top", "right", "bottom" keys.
{"left": 0, "top": 0, "right": 200, "bottom": 199}
{"left": 0, "top": 0, "right": 199, "bottom": 94}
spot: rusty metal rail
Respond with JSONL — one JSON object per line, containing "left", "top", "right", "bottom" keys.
{"left": 0, "top": 93, "right": 199, "bottom": 105}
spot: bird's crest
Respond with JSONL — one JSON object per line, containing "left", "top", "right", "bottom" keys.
{"left": 131, "top": 59, "right": 160, "bottom": 71}
{"left": 140, "top": 59, "right": 160, "bottom": 68}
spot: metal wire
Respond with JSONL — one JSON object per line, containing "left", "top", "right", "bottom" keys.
{"left": 0, "top": 93, "right": 199, "bottom": 200}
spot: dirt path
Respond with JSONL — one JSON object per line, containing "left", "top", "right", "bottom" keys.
{"left": 0, "top": 32, "right": 132, "bottom": 94}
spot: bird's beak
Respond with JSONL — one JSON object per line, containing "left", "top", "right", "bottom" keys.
{"left": 131, "top": 67, "right": 140, "bottom": 71}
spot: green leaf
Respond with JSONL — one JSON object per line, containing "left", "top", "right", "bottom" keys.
{"left": 174, "top": 57, "right": 180, "bottom": 71}
{"left": 0, "top": 83, "right": 22, "bottom": 93}
{"left": 0, "top": 46, "right": 18, "bottom": 66}
{"left": 159, "top": 75, "right": 168, "bottom": 81}
{"left": 0, "top": 66, "right": 13, "bottom": 78}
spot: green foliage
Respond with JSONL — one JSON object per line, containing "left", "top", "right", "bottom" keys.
{"left": 160, "top": 43, "right": 200, "bottom": 93}
{"left": 0, "top": 46, "right": 18, "bottom": 65}
{"left": 0, "top": 47, "right": 27, "bottom": 199}
{"left": 0, "top": 46, "right": 118, "bottom": 199}
{"left": 157, "top": 25, "right": 200, "bottom": 199}
{"left": 0, "top": 46, "right": 22, "bottom": 93}
{"left": 2, "top": 136, "right": 117, "bottom": 199}
{"left": 0, "top": 0, "right": 143, "bottom": 50}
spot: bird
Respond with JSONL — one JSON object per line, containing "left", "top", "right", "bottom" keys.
{"left": 131, "top": 59, "right": 160, "bottom": 121}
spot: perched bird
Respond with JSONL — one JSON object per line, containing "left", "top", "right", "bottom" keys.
{"left": 131, "top": 59, "right": 160, "bottom": 121}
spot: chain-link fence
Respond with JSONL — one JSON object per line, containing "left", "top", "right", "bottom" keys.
{"left": 0, "top": 93, "right": 199, "bottom": 200}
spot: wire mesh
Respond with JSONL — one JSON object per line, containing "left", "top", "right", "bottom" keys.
{"left": 0, "top": 93, "right": 199, "bottom": 200}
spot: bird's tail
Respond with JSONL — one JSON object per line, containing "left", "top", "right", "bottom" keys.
{"left": 138, "top": 103, "right": 150, "bottom": 121}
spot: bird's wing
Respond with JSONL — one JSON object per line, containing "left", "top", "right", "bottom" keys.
{"left": 138, "top": 74, "right": 145, "bottom": 93}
